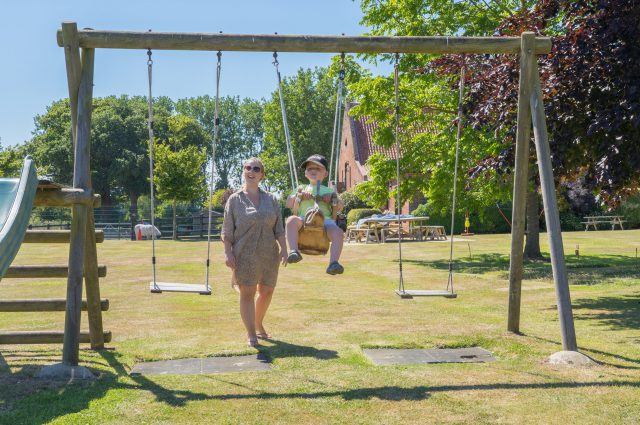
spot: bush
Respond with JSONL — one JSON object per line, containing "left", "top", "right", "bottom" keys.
{"left": 339, "top": 189, "right": 371, "bottom": 217}
{"left": 346, "top": 208, "right": 381, "bottom": 225}
{"left": 616, "top": 194, "right": 640, "bottom": 229}
{"left": 204, "top": 188, "right": 234, "bottom": 213}
{"left": 411, "top": 203, "right": 511, "bottom": 234}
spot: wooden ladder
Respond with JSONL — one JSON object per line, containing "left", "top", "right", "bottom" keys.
{"left": 0, "top": 182, "right": 110, "bottom": 347}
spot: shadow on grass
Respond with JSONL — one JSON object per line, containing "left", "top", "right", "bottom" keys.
{"left": 2, "top": 348, "right": 640, "bottom": 421}
{"left": 258, "top": 339, "right": 339, "bottom": 361}
{"left": 402, "top": 253, "right": 640, "bottom": 284}
{"left": 572, "top": 294, "right": 640, "bottom": 330}
{"left": 0, "top": 349, "right": 210, "bottom": 424}
{"left": 525, "top": 333, "right": 640, "bottom": 369}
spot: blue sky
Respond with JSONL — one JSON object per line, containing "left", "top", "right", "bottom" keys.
{"left": 0, "top": 0, "right": 390, "bottom": 148}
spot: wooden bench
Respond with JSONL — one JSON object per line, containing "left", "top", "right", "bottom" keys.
{"left": 581, "top": 215, "right": 625, "bottom": 231}
{"left": 345, "top": 225, "right": 379, "bottom": 243}
{"left": 413, "top": 225, "right": 447, "bottom": 241}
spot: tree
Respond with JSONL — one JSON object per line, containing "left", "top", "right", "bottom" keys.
{"left": 432, "top": 0, "right": 640, "bottom": 250}
{"left": 262, "top": 66, "right": 344, "bottom": 192}
{"left": 25, "top": 95, "right": 174, "bottom": 209}
{"left": 176, "top": 96, "right": 264, "bottom": 189}
{"left": 0, "top": 145, "right": 25, "bottom": 177}
{"left": 153, "top": 141, "right": 207, "bottom": 240}
{"left": 355, "top": 0, "right": 573, "bottom": 256}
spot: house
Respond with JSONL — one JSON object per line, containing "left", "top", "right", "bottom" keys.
{"left": 336, "top": 102, "right": 425, "bottom": 215}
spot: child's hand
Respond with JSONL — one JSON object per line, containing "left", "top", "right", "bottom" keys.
{"left": 321, "top": 194, "right": 334, "bottom": 203}
{"left": 300, "top": 191, "right": 313, "bottom": 200}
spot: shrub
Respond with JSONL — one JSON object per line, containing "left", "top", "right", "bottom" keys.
{"left": 616, "top": 194, "right": 640, "bottom": 229}
{"left": 346, "top": 208, "right": 381, "bottom": 225}
{"left": 204, "top": 188, "right": 234, "bottom": 213}
{"left": 339, "top": 189, "right": 371, "bottom": 217}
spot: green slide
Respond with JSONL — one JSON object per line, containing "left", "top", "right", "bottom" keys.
{"left": 0, "top": 156, "right": 38, "bottom": 279}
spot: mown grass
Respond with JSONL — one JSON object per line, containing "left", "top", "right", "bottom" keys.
{"left": 0, "top": 230, "right": 639, "bottom": 424}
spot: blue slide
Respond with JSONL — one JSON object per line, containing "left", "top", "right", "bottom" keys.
{"left": 0, "top": 156, "right": 38, "bottom": 279}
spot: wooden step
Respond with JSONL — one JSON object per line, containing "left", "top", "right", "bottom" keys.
{"left": 4, "top": 265, "right": 107, "bottom": 278}
{"left": 34, "top": 186, "right": 101, "bottom": 208}
{"left": 23, "top": 230, "right": 105, "bottom": 243}
{"left": 0, "top": 299, "right": 109, "bottom": 312}
{"left": 0, "top": 331, "right": 112, "bottom": 344}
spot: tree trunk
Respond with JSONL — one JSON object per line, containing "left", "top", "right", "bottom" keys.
{"left": 129, "top": 191, "right": 138, "bottom": 241}
{"left": 524, "top": 185, "right": 544, "bottom": 260}
{"left": 172, "top": 199, "right": 177, "bottom": 241}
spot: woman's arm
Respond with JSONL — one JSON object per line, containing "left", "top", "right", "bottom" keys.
{"left": 221, "top": 195, "right": 236, "bottom": 269}
{"left": 223, "top": 239, "right": 236, "bottom": 269}
{"left": 277, "top": 235, "right": 288, "bottom": 266}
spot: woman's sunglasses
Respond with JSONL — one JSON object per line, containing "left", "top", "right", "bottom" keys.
{"left": 244, "top": 165, "right": 262, "bottom": 173}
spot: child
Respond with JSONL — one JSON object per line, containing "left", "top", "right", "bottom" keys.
{"left": 285, "top": 154, "right": 345, "bottom": 275}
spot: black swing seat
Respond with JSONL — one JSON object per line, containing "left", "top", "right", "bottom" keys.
{"left": 395, "top": 289, "right": 457, "bottom": 299}
{"left": 150, "top": 282, "right": 211, "bottom": 295}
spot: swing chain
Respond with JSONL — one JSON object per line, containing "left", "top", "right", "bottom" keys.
{"left": 147, "top": 48, "right": 153, "bottom": 66}
{"left": 338, "top": 52, "right": 345, "bottom": 80}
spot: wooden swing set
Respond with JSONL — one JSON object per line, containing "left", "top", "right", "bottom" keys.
{"left": 29, "top": 22, "right": 577, "bottom": 377}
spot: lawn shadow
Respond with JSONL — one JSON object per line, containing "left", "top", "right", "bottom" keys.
{"left": 0, "top": 349, "right": 210, "bottom": 424}
{"left": 258, "top": 339, "right": 339, "bottom": 361}
{"left": 525, "top": 333, "right": 640, "bottom": 369}
{"left": 572, "top": 294, "right": 640, "bottom": 331}
{"left": 403, "top": 253, "right": 640, "bottom": 284}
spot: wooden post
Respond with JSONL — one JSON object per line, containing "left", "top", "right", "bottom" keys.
{"left": 61, "top": 26, "right": 95, "bottom": 366}
{"left": 530, "top": 59, "right": 578, "bottom": 351}
{"left": 76, "top": 47, "right": 105, "bottom": 349}
{"left": 61, "top": 22, "right": 81, "bottom": 147}
{"left": 507, "top": 33, "right": 535, "bottom": 333}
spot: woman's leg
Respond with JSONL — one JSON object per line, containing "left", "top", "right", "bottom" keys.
{"left": 255, "top": 283, "right": 275, "bottom": 337}
{"left": 239, "top": 284, "right": 258, "bottom": 342}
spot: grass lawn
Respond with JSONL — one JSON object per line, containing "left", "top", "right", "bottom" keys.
{"left": 0, "top": 230, "right": 639, "bottom": 424}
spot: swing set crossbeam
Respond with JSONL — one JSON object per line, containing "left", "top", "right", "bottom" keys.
{"left": 56, "top": 27, "right": 551, "bottom": 55}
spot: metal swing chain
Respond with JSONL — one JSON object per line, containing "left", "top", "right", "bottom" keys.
{"left": 146, "top": 48, "right": 158, "bottom": 291}
{"left": 329, "top": 53, "right": 346, "bottom": 186}
{"left": 204, "top": 51, "right": 222, "bottom": 292}
{"left": 447, "top": 62, "right": 467, "bottom": 294}
{"left": 393, "top": 53, "right": 405, "bottom": 293}
{"left": 273, "top": 52, "right": 298, "bottom": 191}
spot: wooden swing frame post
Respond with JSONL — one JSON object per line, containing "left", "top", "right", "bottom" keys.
{"left": 56, "top": 23, "right": 577, "bottom": 364}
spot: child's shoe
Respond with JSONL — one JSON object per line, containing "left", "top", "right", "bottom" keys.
{"left": 287, "top": 250, "right": 303, "bottom": 263}
{"left": 326, "top": 261, "right": 344, "bottom": 275}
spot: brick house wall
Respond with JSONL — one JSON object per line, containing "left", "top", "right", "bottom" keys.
{"left": 337, "top": 102, "right": 425, "bottom": 214}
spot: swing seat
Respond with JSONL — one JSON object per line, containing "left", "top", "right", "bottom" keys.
{"left": 150, "top": 282, "right": 211, "bottom": 295}
{"left": 297, "top": 206, "right": 330, "bottom": 256}
{"left": 395, "top": 289, "right": 457, "bottom": 299}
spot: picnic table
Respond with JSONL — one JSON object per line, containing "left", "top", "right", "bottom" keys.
{"left": 581, "top": 215, "right": 625, "bottom": 231}
{"left": 346, "top": 215, "right": 446, "bottom": 243}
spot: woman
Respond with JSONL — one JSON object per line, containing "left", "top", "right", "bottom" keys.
{"left": 222, "top": 157, "right": 288, "bottom": 347}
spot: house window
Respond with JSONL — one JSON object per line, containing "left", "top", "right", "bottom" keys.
{"left": 344, "top": 162, "right": 351, "bottom": 189}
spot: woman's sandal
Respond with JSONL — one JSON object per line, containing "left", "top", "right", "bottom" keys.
{"left": 247, "top": 337, "right": 259, "bottom": 347}
{"left": 256, "top": 332, "right": 272, "bottom": 340}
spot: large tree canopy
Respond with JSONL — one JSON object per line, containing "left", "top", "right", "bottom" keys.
{"left": 432, "top": 0, "right": 640, "bottom": 206}
{"left": 176, "top": 96, "right": 264, "bottom": 190}
{"left": 262, "top": 66, "right": 343, "bottom": 192}
{"left": 26, "top": 95, "right": 174, "bottom": 205}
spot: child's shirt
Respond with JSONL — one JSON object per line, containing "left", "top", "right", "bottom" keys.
{"left": 291, "top": 184, "right": 334, "bottom": 219}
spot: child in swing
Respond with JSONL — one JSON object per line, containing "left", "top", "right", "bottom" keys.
{"left": 285, "top": 154, "right": 345, "bottom": 275}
